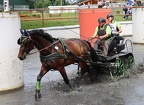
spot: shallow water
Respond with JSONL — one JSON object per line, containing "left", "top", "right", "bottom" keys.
{"left": 0, "top": 38, "right": 144, "bottom": 105}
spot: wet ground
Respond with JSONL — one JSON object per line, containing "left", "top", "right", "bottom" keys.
{"left": 0, "top": 34, "right": 144, "bottom": 105}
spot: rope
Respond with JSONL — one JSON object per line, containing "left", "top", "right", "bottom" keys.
{"left": 88, "top": 36, "right": 108, "bottom": 56}
{"left": 27, "top": 39, "right": 60, "bottom": 56}
{"left": 57, "top": 21, "right": 88, "bottom": 40}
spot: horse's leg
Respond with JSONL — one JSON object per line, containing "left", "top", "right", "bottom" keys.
{"left": 58, "top": 67, "right": 72, "bottom": 91}
{"left": 73, "top": 62, "right": 88, "bottom": 87}
{"left": 79, "top": 62, "right": 88, "bottom": 78}
{"left": 35, "top": 65, "right": 49, "bottom": 101}
{"left": 87, "top": 65, "right": 94, "bottom": 82}
{"left": 79, "top": 62, "right": 93, "bottom": 82}
{"left": 77, "top": 64, "right": 81, "bottom": 76}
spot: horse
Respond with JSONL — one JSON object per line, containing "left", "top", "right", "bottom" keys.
{"left": 17, "top": 29, "right": 98, "bottom": 100}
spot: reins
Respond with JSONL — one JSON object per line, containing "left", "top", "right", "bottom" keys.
{"left": 24, "top": 35, "right": 92, "bottom": 64}
{"left": 27, "top": 39, "right": 60, "bottom": 56}
{"left": 88, "top": 37, "right": 108, "bottom": 56}
{"left": 57, "top": 21, "right": 88, "bottom": 39}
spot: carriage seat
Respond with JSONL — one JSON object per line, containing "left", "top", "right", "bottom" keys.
{"left": 98, "top": 45, "right": 103, "bottom": 51}
{"left": 107, "top": 36, "right": 125, "bottom": 55}
{"left": 116, "top": 43, "right": 125, "bottom": 53}
{"left": 94, "top": 36, "right": 125, "bottom": 62}
{"left": 115, "top": 36, "right": 124, "bottom": 40}
{"left": 95, "top": 36, "right": 125, "bottom": 57}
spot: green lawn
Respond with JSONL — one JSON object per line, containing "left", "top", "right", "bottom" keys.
{"left": 21, "top": 11, "right": 132, "bottom": 30}
{"left": 21, "top": 12, "right": 79, "bottom": 29}
{"left": 21, "top": 19, "right": 78, "bottom": 29}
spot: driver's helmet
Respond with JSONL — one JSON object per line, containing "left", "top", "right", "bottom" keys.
{"left": 98, "top": 18, "right": 106, "bottom": 23}
{"left": 107, "top": 14, "right": 114, "bottom": 19}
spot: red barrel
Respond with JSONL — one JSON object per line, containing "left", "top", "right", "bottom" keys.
{"left": 79, "top": 8, "right": 112, "bottom": 46}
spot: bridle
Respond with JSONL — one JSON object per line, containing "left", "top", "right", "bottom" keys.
{"left": 19, "top": 36, "right": 32, "bottom": 54}
{"left": 29, "top": 39, "right": 61, "bottom": 55}
{"left": 19, "top": 36, "right": 61, "bottom": 56}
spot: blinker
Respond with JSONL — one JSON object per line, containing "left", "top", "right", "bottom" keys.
{"left": 24, "top": 30, "right": 29, "bottom": 36}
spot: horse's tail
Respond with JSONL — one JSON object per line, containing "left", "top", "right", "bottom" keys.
{"left": 84, "top": 40, "right": 98, "bottom": 62}
{"left": 84, "top": 40, "right": 99, "bottom": 77}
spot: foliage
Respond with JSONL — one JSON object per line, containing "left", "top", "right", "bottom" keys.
{"left": 25, "top": 14, "right": 32, "bottom": 17}
{"left": 50, "top": 0, "right": 56, "bottom": 5}
{"left": 29, "top": 1, "right": 35, "bottom": 9}
{"left": 32, "top": 13, "right": 41, "bottom": 18}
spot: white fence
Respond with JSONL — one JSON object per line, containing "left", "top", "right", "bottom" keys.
{"left": 14, "top": 5, "right": 29, "bottom": 10}
{"left": 119, "top": 21, "right": 132, "bottom": 36}
{"left": 0, "top": 5, "right": 29, "bottom": 10}
{"left": 48, "top": 5, "right": 78, "bottom": 14}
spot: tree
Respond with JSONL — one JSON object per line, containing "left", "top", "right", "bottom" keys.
{"left": 50, "top": 0, "right": 56, "bottom": 5}
{"left": 28, "top": 1, "right": 35, "bottom": 9}
{"left": 33, "top": 0, "right": 67, "bottom": 8}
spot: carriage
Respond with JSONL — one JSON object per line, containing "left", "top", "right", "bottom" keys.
{"left": 17, "top": 29, "right": 135, "bottom": 100}
{"left": 90, "top": 35, "right": 135, "bottom": 80}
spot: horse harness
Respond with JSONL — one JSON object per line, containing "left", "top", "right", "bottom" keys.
{"left": 40, "top": 38, "right": 91, "bottom": 64}
{"left": 40, "top": 38, "right": 68, "bottom": 61}
{"left": 19, "top": 36, "right": 91, "bottom": 64}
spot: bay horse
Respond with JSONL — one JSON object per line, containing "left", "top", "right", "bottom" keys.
{"left": 17, "top": 29, "right": 97, "bottom": 100}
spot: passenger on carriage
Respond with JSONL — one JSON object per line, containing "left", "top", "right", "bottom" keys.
{"left": 107, "top": 14, "right": 122, "bottom": 44}
{"left": 107, "top": 14, "right": 122, "bottom": 37}
{"left": 89, "top": 18, "right": 112, "bottom": 56}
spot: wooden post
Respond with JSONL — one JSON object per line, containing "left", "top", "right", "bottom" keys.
{"left": 42, "top": 10, "right": 44, "bottom": 27}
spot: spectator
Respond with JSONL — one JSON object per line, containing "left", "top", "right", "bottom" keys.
{"left": 122, "top": 5, "right": 128, "bottom": 16}
{"left": 88, "top": 2, "right": 91, "bottom": 8}
{"left": 128, "top": 0, "right": 134, "bottom": 5}
{"left": 137, "top": 0, "right": 142, "bottom": 6}
{"left": 98, "top": 0, "right": 104, "bottom": 8}
{"left": 82, "top": 3, "right": 85, "bottom": 5}
{"left": 124, "top": 7, "right": 132, "bottom": 20}
{"left": 105, "top": 0, "right": 110, "bottom": 8}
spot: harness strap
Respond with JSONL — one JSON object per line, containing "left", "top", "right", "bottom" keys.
{"left": 40, "top": 53, "right": 67, "bottom": 61}
{"left": 39, "top": 38, "right": 91, "bottom": 64}
{"left": 58, "top": 38, "right": 69, "bottom": 54}
{"left": 40, "top": 38, "right": 68, "bottom": 61}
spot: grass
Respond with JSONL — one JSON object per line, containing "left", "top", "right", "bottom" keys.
{"left": 21, "top": 10, "right": 132, "bottom": 30}
{"left": 21, "top": 12, "right": 79, "bottom": 29}
{"left": 114, "top": 15, "right": 132, "bottom": 21}
{"left": 21, "top": 19, "right": 78, "bottom": 29}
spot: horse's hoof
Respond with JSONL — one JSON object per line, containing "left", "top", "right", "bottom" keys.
{"left": 69, "top": 88, "right": 73, "bottom": 92}
{"left": 35, "top": 93, "right": 41, "bottom": 101}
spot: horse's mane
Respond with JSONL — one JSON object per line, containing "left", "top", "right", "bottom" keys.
{"left": 29, "top": 29, "right": 55, "bottom": 42}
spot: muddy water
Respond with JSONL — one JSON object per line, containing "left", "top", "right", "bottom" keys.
{"left": 0, "top": 39, "right": 144, "bottom": 105}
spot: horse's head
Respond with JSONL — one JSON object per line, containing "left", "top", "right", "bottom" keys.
{"left": 17, "top": 29, "right": 35, "bottom": 60}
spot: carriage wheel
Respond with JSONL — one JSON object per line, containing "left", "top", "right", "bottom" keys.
{"left": 127, "top": 55, "right": 135, "bottom": 70}
{"left": 110, "top": 58, "right": 125, "bottom": 81}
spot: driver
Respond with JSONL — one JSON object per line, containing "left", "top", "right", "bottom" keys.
{"left": 89, "top": 18, "right": 112, "bottom": 56}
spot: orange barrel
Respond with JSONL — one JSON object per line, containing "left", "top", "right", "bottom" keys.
{"left": 79, "top": 8, "right": 112, "bottom": 46}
